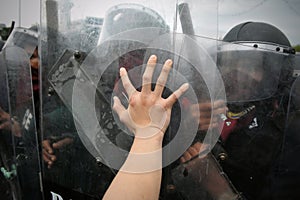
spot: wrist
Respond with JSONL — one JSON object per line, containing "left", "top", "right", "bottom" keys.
{"left": 134, "top": 128, "right": 164, "bottom": 142}
{"left": 134, "top": 126, "right": 164, "bottom": 140}
{"left": 130, "top": 131, "right": 164, "bottom": 153}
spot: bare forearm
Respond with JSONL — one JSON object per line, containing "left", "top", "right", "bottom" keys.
{"left": 103, "top": 136, "right": 163, "bottom": 200}
{"left": 104, "top": 56, "right": 187, "bottom": 200}
{"left": 103, "top": 168, "right": 162, "bottom": 200}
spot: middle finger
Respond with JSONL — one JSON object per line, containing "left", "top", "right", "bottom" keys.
{"left": 154, "top": 59, "right": 173, "bottom": 97}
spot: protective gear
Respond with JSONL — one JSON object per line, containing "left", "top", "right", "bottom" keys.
{"left": 46, "top": 4, "right": 173, "bottom": 198}
{"left": 0, "top": 39, "right": 41, "bottom": 199}
{"left": 173, "top": 152, "right": 243, "bottom": 200}
{"left": 47, "top": 3, "right": 228, "bottom": 199}
{"left": 48, "top": 3, "right": 172, "bottom": 155}
{"left": 215, "top": 22, "right": 297, "bottom": 200}
{"left": 0, "top": 47, "right": 22, "bottom": 200}
{"left": 223, "top": 22, "right": 292, "bottom": 47}
{"left": 269, "top": 76, "right": 300, "bottom": 200}
{"left": 3, "top": 27, "right": 38, "bottom": 58}
{"left": 98, "top": 3, "right": 169, "bottom": 44}
{"left": 218, "top": 21, "right": 295, "bottom": 103}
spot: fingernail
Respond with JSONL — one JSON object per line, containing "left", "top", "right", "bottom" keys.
{"left": 166, "top": 59, "right": 172, "bottom": 65}
{"left": 182, "top": 83, "right": 189, "bottom": 91}
{"left": 150, "top": 55, "right": 157, "bottom": 60}
{"left": 120, "top": 67, "right": 126, "bottom": 76}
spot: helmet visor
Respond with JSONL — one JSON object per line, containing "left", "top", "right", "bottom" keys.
{"left": 218, "top": 43, "right": 288, "bottom": 103}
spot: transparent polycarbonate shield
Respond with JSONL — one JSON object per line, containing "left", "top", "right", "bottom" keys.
{"left": 42, "top": 1, "right": 221, "bottom": 199}
{"left": 3, "top": 27, "right": 38, "bottom": 58}
{"left": 44, "top": 48, "right": 116, "bottom": 199}
{"left": 69, "top": 30, "right": 225, "bottom": 172}
{"left": 0, "top": 50, "right": 22, "bottom": 200}
{"left": 40, "top": 0, "right": 300, "bottom": 199}
{"left": 271, "top": 58, "right": 300, "bottom": 199}
{"left": 1, "top": 46, "right": 42, "bottom": 199}
{"left": 42, "top": 0, "right": 224, "bottom": 199}
{"left": 41, "top": 1, "right": 178, "bottom": 198}
{"left": 172, "top": 153, "right": 240, "bottom": 200}
{"left": 41, "top": 0, "right": 177, "bottom": 70}
{"left": 217, "top": 41, "right": 291, "bottom": 103}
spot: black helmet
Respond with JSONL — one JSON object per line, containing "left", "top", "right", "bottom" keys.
{"left": 218, "top": 21, "right": 295, "bottom": 103}
{"left": 223, "top": 22, "right": 293, "bottom": 48}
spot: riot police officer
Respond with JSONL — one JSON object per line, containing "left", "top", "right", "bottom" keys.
{"left": 216, "top": 21, "right": 296, "bottom": 200}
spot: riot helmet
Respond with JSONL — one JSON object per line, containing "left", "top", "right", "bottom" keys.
{"left": 98, "top": 3, "right": 169, "bottom": 44}
{"left": 218, "top": 21, "right": 295, "bottom": 103}
{"left": 3, "top": 26, "right": 38, "bottom": 58}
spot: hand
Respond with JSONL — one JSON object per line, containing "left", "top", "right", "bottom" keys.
{"left": 113, "top": 55, "right": 189, "bottom": 141}
{"left": 42, "top": 139, "right": 56, "bottom": 168}
{"left": 180, "top": 142, "right": 203, "bottom": 163}
{"left": 0, "top": 107, "right": 21, "bottom": 137}
{"left": 190, "top": 100, "right": 227, "bottom": 131}
{"left": 103, "top": 55, "right": 189, "bottom": 200}
{"left": 42, "top": 137, "right": 74, "bottom": 168}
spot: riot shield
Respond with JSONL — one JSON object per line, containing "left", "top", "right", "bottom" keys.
{"left": 45, "top": 2, "right": 233, "bottom": 199}
{"left": 0, "top": 47, "right": 21, "bottom": 200}
{"left": 0, "top": 45, "right": 42, "bottom": 199}
{"left": 41, "top": 1, "right": 228, "bottom": 199}
{"left": 270, "top": 55, "right": 300, "bottom": 199}
{"left": 213, "top": 1, "right": 300, "bottom": 199}
{"left": 172, "top": 152, "right": 241, "bottom": 200}
{"left": 41, "top": 0, "right": 300, "bottom": 200}
{"left": 167, "top": 38, "right": 297, "bottom": 200}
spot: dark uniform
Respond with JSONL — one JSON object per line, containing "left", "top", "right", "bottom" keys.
{"left": 216, "top": 21, "right": 296, "bottom": 200}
